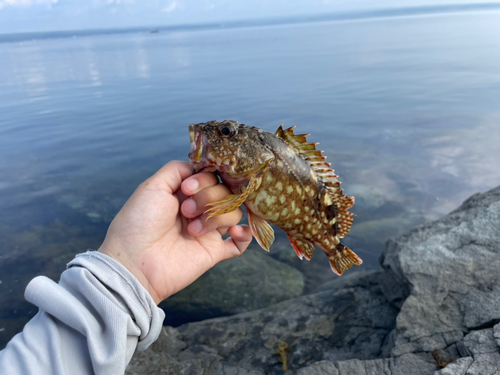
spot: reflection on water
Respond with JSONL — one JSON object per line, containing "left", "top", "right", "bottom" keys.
{"left": 1, "top": 10, "right": 500, "bottom": 347}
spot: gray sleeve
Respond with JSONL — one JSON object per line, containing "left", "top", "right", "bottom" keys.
{"left": 0, "top": 251, "right": 165, "bottom": 375}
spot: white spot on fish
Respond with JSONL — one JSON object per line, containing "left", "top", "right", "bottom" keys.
{"left": 265, "top": 195, "right": 277, "bottom": 206}
{"left": 323, "top": 194, "right": 332, "bottom": 206}
{"left": 276, "top": 182, "right": 283, "bottom": 191}
{"left": 287, "top": 186, "right": 294, "bottom": 194}
{"left": 294, "top": 218, "right": 301, "bottom": 225}
{"left": 295, "top": 208, "right": 301, "bottom": 215}
{"left": 282, "top": 208, "right": 288, "bottom": 216}
{"left": 279, "top": 195, "right": 286, "bottom": 204}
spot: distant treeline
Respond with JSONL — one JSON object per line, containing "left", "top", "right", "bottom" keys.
{"left": 1, "top": 2, "right": 500, "bottom": 44}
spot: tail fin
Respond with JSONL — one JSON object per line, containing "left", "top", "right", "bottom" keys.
{"left": 328, "top": 243, "right": 362, "bottom": 276}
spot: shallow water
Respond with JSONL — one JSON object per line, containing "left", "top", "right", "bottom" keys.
{"left": 1, "top": 9, "right": 500, "bottom": 347}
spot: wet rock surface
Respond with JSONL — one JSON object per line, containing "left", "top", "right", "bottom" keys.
{"left": 127, "top": 186, "right": 500, "bottom": 374}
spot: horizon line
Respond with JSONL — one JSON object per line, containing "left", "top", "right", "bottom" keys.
{"left": 1, "top": 2, "right": 500, "bottom": 43}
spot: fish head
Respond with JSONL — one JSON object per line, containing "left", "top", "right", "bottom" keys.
{"left": 188, "top": 120, "right": 272, "bottom": 175}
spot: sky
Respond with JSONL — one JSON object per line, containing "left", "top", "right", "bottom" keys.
{"left": 0, "top": 0, "right": 498, "bottom": 34}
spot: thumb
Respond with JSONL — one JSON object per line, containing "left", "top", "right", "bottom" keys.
{"left": 145, "top": 160, "right": 193, "bottom": 194}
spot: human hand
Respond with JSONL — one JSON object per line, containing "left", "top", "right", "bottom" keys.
{"left": 98, "top": 160, "right": 253, "bottom": 304}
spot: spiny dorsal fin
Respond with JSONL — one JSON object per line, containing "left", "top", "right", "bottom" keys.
{"left": 276, "top": 124, "right": 355, "bottom": 238}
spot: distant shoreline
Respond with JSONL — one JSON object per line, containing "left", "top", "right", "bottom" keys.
{"left": 1, "top": 2, "right": 500, "bottom": 44}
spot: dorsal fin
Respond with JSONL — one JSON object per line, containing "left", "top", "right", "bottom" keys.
{"left": 275, "top": 124, "right": 355, "bottom": 238}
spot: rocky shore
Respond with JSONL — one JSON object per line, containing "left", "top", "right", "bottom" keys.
{"left": 127, "top": 186, "right": 500, "bottom": 375}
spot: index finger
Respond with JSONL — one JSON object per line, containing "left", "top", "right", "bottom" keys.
{"left": 181, "top": 172, "right": 219, "bottom": 196}
{"left": 143, "top": 160, "right": 193, "bottom": 194}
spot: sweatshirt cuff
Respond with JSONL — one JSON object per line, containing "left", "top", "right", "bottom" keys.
{"left": 67, "top": 250, "right": 165, "bottom": 351}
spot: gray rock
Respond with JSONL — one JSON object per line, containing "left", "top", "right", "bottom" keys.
{"left": 465, "top": 352, "right": 500, "bottom": 375}
{"left": 159, "top": 249, "right": 305, "bottom": 326}
{"left": 364, "top": 358, "right": 392, "bottom": 375}
{"left": 435, "top": 357, "right": 473, "bottom": 375}
{"left": 295, "top": 360, "right": 339, "bottom": 375}
{"left": 493, "top": 323, "right": 500, "bottom": 348}
{"left": 129, "top": 270, "right": 397, "bottom": 375}
{"left": 314, "top": 270, "right": 378, "bottom": 294}
{"left": 127, "top": 186, "right": 500, "bottom": 375}
{"left": 390, "top": 353, "right": 436, "bottom": 375}
{"left": 380, "top": 186, "right": 500, "bottom": 355}
{"left": 463, "top": 329, "right": 498, "bottom": 356}
{"left": 336, "top": 359, "right": 367, "bottom": 375}
{"left": 461, "top": 290, "right": 500, "bottom": 329}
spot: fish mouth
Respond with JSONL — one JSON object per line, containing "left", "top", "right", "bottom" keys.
{"left": 188, "top": 123, "right": 216, "bottom": 173}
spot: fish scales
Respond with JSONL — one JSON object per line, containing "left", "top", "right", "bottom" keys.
{"left": 188, "top": 120, "right": 362, "bottom": 275}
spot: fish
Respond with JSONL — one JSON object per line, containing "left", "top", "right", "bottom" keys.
{"left": 188, "top": 120, "right": 362, "bottom": 275}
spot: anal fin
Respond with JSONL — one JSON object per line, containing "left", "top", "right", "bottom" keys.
{"left": 287, "top": 235, "right": 315, "bottom": 261}
{"left": 328, "top": 243, "right": 362, "bottom": 276}
{"left": 247, "top": 209, "right": 275, "bottom": 251}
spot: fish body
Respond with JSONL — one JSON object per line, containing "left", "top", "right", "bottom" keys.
{"left": 188, "top": 120, "right": 362, "bottom": 275}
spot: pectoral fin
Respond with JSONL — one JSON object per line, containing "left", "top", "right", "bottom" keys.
{"left": 287, "top": 235, "right": 315, "bottom": 261}
{"left": 204, "top": 173, "right": 260, "bottom": 219}
{"left": 247, "top": 209, "right": 274, "bottom": 251}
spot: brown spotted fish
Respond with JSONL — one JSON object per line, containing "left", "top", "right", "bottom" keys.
{"left": 188, "top": 120, "right": 362, "bottom": 275}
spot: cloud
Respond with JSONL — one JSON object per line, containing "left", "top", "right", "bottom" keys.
{"left": 0, "top": 0, "right": 58, "bottom": 10}
{"left": 162, "top": 1, "right": 178, "bottom": 13}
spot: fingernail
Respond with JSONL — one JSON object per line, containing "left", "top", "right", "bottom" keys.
{"left": 184, "top": 179, "right": 199, "bottom": 194}
{"left": 190, "top": 219, "right": 202, "bottom": 234}
{"left": 183, "top": 199, "right": 197, "bottom": 215}
{"left": 234, "top": 225, "right": 243, "bottom": 232}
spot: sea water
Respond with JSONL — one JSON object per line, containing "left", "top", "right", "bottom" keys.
{"left": 1, "top": 9, "right": 500, "bottom": 346}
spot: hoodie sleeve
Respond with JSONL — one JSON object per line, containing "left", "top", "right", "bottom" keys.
{"left": 0, "top": 251, "right": 165, "bottom": 375}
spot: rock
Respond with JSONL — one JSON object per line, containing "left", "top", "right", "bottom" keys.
{"left": 336, "top": 359, "right": 367, "bottom": 375}
{"left": 129, "top": 270, "right": 397, "bottom": 375}
{"left": 364, "top": 358, "right": 392, "bottom": 375}
{"left": 314, "top": 270, "right": 378, "bottom": 294}
{"left": 128, "top": 186, "right": 500, "bottom": 374}
{"left": 390, "top": 353, "right": 436, "bottom": 375}
{"left": 435, "top": 357, "right": 473, "bottom": 375}
{"left": 463, "top": 329, "right": 498, "bottom": 356}
{"left": 295, "top": 360, "right": 339, "bottom": 375}
{"left": 465, "top": 352, "right": 500, "bottom": 375}
{"left": 494, "top": 323, "right": 500, "bottom": 347}
{"left": 159, "top": 248, "right": 305, "bottom": 326}
{"left": 380, "top": 186, "right": 500, "bottom": 355}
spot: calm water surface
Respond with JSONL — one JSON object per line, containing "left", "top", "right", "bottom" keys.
{"left": 1, "top": 10, "right": 500, "bottom": 346}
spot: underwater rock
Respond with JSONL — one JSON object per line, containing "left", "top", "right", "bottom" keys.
{"left": 128, "top": 185, "right": 500, "bottom": 375}
{"left": 159, "top": 248, "right": 305, "bottom": 326}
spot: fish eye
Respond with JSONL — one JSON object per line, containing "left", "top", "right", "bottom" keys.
{"left": 218, "top": 124, "right": 236, "bottom": 138}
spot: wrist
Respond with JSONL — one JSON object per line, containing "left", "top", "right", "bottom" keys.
{"left": 98, "top": 241, "right": 162, "bottom": 305}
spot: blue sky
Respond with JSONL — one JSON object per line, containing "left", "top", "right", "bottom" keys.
{"left": 0, "top": 0, "right": 497, "bottom": 34}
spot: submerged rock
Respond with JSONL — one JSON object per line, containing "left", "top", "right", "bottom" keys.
{"left": 159, "top": 248, "right": 305, "bottom": 326}
{"left": 128, "top": 186, "right": 500, "bottom": 374}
